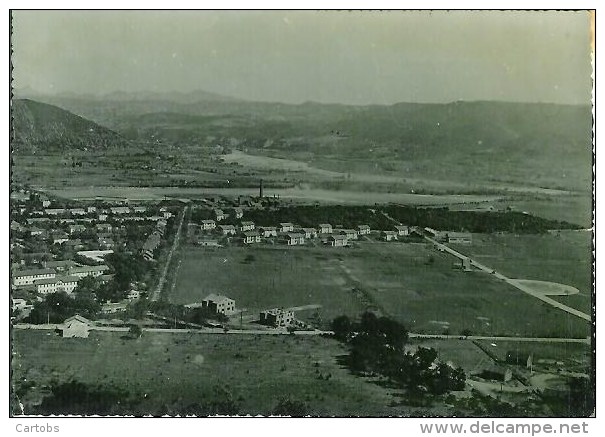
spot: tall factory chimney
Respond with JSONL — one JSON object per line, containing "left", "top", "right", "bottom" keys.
{"left": 259, "top": 179, "right": 264, "bottom": 198}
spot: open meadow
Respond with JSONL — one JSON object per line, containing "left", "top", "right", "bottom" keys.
{"left": 170, "top": 241, "right": 590, "bottom": 338}
{"left": 455, "top": 231, "right": 593, "bottom": 314}
{"left": 12, "top": 330, "right": 412, "bottom": 416}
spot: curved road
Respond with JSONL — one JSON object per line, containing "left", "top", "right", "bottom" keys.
{"left": 424, "top": 236, "right": 591, "bottom": 322}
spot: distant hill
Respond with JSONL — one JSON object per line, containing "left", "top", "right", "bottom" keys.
{"left": 11, "top": 99, "right": 129, "bottom": 153}
{"left": 11, "top": 94, "right": 593, "bottom": 192}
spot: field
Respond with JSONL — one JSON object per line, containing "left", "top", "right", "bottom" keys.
{"left": 12, "top": 330, "right": 412, "bottom": 416}
{"left": 170, "top": 240, "right": 590, "bottom": 338}
{"left": 170, "top": 246, "right": 367, "bottom": 325}
{"left": 457, "top": 231, "right": 593, "bottom": 314}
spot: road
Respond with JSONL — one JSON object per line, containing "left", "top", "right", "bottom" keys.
{"left": 424, "top": 235, "right": 592, "bottom": 322}
{"left": 13, "top": 323, "right": 589, "bottom": 343}
{"left": 152, "top": 206, "right": 188, "bottom": 302}
{"left": 408, "top": 333, "right": 590, "bottom": 345}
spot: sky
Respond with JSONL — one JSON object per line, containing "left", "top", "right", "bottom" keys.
{"left": 11, "top": 10, "right": 593, "bottom": 105}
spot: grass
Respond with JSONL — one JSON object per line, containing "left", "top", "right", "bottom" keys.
{"left": 170, "top": 245, "right": 366, "bottom": 326}
{"left": 12, "top": 329, "right": 412, "bottom": 416}
{"left": 458, "top": 231, "right": 593, "bottom": 314}
{"left": 473, "top": 340, "right": 591, "bottom": 372}
{"left": 345, "top": 241, "right": 590, "bottom": 338}
{"left": 169, "top": 239, "right": 590, "bottom": 338}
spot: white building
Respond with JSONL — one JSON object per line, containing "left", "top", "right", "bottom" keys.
{"left": 60, "top": 315, "right": 92, "bottom": 338}
{"left": 34, "top": 275, "right": 80, "bottom": 295}
{"left": 201, "top": 219, "right": 217, "bottom": 230}
{"left": 68, "top": 264, "right": 109, "bottom": 278}
{"left": 13, "top": 268, "right": 56, "bottom": 286}
{"left": 318, "top": 224, "right": 333, "bottom": 234}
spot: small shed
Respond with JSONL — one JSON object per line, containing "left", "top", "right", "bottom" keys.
{"left": 60, "top": 315, "right": 92, "bottom": 338}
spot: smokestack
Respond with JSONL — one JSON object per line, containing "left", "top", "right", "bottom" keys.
{"left": 259, "top": 179, "right": 264, "bottom": 198}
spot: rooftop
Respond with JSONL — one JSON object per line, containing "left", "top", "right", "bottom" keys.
{"left": 14, "top": 268, "right": 56, "bottom": 277}
{"left": 203, "top": 293, "right": 234, "bottom": 304}
{"left": 34, "top": 275, "right": 80, "bottom": 285}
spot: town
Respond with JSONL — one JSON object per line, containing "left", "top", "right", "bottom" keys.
{"left": 10, "top": 179, "right": 592, "bottom": 417}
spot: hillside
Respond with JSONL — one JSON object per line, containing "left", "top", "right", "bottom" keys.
{"left": 13, "top": 94, "right": 593, "bottom": 192}
{"left": 10, "top": 99, "right": 129, "bottom": 153}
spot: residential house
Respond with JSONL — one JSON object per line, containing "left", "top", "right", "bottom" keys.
{"left": 86, "top": 206, "right": 97, "bottom": 213}
{"left": 69, "top": 208, "right": 87, "bottom": 216}
{"left": 98, "top": 213, "right": 108, "bottom": 222}
{"left": 382, "top": 231, "right": 398, "bottom": 242}
{"left": 357, "top": 224, "right": 371, "bottom": 235}
{"left": 63, "top": 239, "right": 84, "bottom": 251}
{"left": 97, "top": 236, "right": 115, "bottom": 250}
{"left": 127, "top": 289, "right": 141, "bottom": 301}
{"left": 447, "top": 232, "right": 472, "bottom": 244}
{"left": 242, "top": 230, "right": 261, "bottom": 244}
{"left": 111, "top": 206, "right": 131, "bottom": 215}
{"left": 327, "top": 235, "right": 348, "bottom": 247}
{"left": 42, "top": 200, "right": 52, "bottom": 208}
{"left": 132, "top": 206, "right": 147, "bottom": 213}
{"left": 201, "top": 294, "right": 236, "bottom": 315}
{"left": 60, "top": 315, "right": 92, "bottom": 338}
{"left": 260, "top": 308, "right": 295, "bottom": 327}
{"left": 258, "top": 226, "right": 278, "bottom": 238}
{"left": 318, "top": 224, "right": 333, "bottom": 234}
{"left": 301, "top": 228, "right": 318, "bottom": 239}
{"left": 201, "top": 219, "right": 216, "bottom": 230}
{"left": 279, "top": 222, "right": 295, "bottom": 233}
{"left": 34, "top": 275, "right": 80, "bottom": 295}
{"left": 11, "top": 221, "right": 26, "bottom": 232}
{"left": 214, "top": 209, "right": 226, "bottom": 221}
{"left": 197, "top": 236, "right": 220, "bottom": 247}
{"left": 96, "top": 223, "right": 112, "bottom": 232}
{"left": 339, "top": 229, "right": 358, "bottom": 240}
{"left": 424, "top": 227, "right": 446, "bottom": 240}
{"left": 394, "top": 225, "right": 410, "bottom": 237}
{"left": 218, "top": 224, "right": 237, "bottom": 236}
{"left": 68, "top": 224, "right": 87, "bottom": 234}
{"left": 51, "top": 231, "right": 70, "bottom": 245}
{"left": 240, "top": 221, "right": 255, "bottom": 232}
{"left": 141, "top": 232, "right": 161, "bottom": 260}
{"left": 13, "top": 268, "right": 56, "bottom": 286}
{"left": 45, "top": 208, "right": 66, "bottom": 216}
{"left": 285, "top": 233, "right": 305, "bottom": 246}
{"left": 43, "top": 260, "right": 78, "bottom": 271}
{"left": 234, "top": 208, "right": 244, "bottom": 219}
{"left": 29, "top": 227, "right": 44, "bottom": 237}
{"left": 68, "top": 264, "right": 109, "bottom": 278}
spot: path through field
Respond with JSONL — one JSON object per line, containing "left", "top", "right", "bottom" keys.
{"left": 152, "top": 206, "right": 187, "bottom": 301}
{"left": 424, "top": 236, "right": 591, "bottom": 322}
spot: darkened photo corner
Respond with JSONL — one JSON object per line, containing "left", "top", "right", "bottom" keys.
{"left": 9, "top": 10, "right": 594, "bottom": 417}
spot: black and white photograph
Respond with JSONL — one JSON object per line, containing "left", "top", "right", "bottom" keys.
{"left": 8, "top": 8, "right": 596, "bottom": 422}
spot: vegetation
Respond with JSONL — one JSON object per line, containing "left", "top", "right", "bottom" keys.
{"left": 332, "top": 312, "right": 466, "bottom": 396}
{"left": 26, "top": 291, "right": 100, "bottom": 324}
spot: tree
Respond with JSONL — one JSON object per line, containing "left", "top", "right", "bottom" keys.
{"left": 128, "top": 324, "right": 143, "bottom": 339}
{"left": 331, "top": 315, "right": 352, "bottom": 340}
{"left": 74, "top": 275, "right": 101, "bottom": 296}
{"left": 27, "top": 292, "right": 99, "bottom": 324}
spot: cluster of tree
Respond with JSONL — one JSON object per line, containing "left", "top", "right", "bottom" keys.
{"left": 383, "top": 206, "right": 580, "bottom": 233}
{"left": 105, "top": 252, "right": 151, "bottom": 291}
{"left": 242, "top": 205, "right": 394, "bottom": 230}
{"left": 142, "top": 300, "right": 228, "bottom": 325}
{"left": 32, "top": 380, "right": 137, "bottom": 416}
{"left": 231, "top": 204, "right": 577, "bottom": 235}
{"left": 26, "top": 291, "right": 100, "bottom": 324}
{"left": 332, "top": 312, "right": 466, "bottom": 396}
